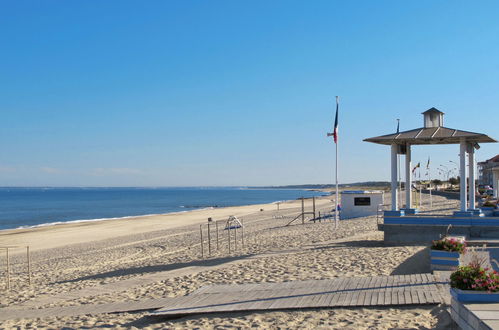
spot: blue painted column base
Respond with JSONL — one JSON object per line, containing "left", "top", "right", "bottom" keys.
{"left": 467, "top": 209, "right": 483, "bottom": 216}
{"left": 384, "top": 210, "right": 405, "bottom": 217}
{"left": 402, "top": 208, "right": 418, "bottom": 215}
{"left": 453, "top": 211, "right": 475, "bottom": 217}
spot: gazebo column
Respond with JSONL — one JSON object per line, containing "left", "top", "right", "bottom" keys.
{"left": 390, "top": 144, "right": 399, "bottom": 211}
{"left": 404, "top": 143, "right": 415, "bottom": 213}
{"left": 459, "top": 140, "right": 468, "bottom": 212}
{"left": 468, "top": 143, "right": 476, "bottom": 210}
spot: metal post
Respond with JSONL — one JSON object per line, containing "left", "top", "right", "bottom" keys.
{"left": 405, "top": 143, "right": 412, "bottom": 210}
{"left": 312, "top": 197, "right": 316, "bottom": 219}
{"left": 227, "top": 227, "right": 231, "bottom": 254}
{"left": 234, "top": 226, "right": 238, "bottom": 250}
{"left": 241, "top": 219, "right": 245, "bottom": 247}
{"left": 468, "top": 143, "right": 476, "bottom": 210}
{"left": 216, "top": 221, "right": 219, "bottom": 251}
{"left": 207, "top": 222, "right": 211, "bottom": 256}
{"left": 301, "top": 197, "right": 305, "bottom": 224}
{"left": 6, "top": 248, "right": 10, "bottom": 290}
{"left": 200, "top": 225, "right": 204, "bottom": 258}
{"left": 27, "top": 246, "right": 31, "bottom": 286}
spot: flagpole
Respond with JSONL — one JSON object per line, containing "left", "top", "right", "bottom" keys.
{"left": 335, "top": 96, "right": 339, "bottom": 229}
{"left": 396, "top": 119, "right": 401, "bottom": 210}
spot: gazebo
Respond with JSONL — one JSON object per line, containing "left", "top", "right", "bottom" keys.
{"left": 364, "top": 108, "right": 498, "bottom": 243}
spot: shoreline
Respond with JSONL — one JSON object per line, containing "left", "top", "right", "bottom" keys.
{"left": 0, "top": 192, "right": 459, "bottom": 329}
{"left": 0, "top": 195, "right": 333, "bottom": 253}
{"left": 0, "top": 188, "right": 327, "bottom": 232}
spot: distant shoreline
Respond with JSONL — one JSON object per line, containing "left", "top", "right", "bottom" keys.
{"left": 0, "top": 187, "right": 326, "bottom": 232}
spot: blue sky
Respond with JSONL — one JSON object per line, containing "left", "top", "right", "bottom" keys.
{"left": 0, "top": 1, "right": 498, "bottom": 186}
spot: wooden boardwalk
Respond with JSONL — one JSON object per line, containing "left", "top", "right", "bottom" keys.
{"left": 0, "top": 274, "right": 449, "bottom": 321}
{"left": 150, "top": 274, "right": 449, "bottom": 317}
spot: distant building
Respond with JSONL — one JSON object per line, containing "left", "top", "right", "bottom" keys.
{"left": 478, "top": 154, "right": 499, "bottom": 186}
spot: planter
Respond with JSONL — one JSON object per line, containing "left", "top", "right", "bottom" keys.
{"left": 430, "top": 249, "right": 461, "bottom": 271}
{"left": 450, "top": 287, "right": 499, "bottom": 303}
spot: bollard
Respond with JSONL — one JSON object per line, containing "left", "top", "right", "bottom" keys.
{"left": 207, "top": 222, "right": 211, "bottom": 256}
{"left": 313, "top": 197, "right": 316, "bottom": 219}
{"left": 27, "top": 246, "right": 31, "bottom": 286}
{"left": 241, "top": 219, "right": 245, "bottom": 247}
{"left": 6, "top": 248, "right": 10, "bottom": 290}
{"left": 200, "top": 225, "right": 204, "bottom": 258}
{"left": 301, "top": 198, "right": 305, "bottom": 224}
{"left": 216, "top": 221, "right": 219, "bottom": 250}
{"left": 234, "top": 225, "right": 238, "bottom": 250}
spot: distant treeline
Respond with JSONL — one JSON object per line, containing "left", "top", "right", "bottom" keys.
{"left": 258, "top": 182, "right": 391, "bottom": 189}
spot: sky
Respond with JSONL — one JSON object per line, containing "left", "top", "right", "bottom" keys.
{"left": 0, "top": 1, "right": 498, "bottom": 187}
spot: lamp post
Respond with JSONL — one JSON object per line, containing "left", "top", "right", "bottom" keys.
{"left": 440, "top": 164, "right": 449, "bottom": 181}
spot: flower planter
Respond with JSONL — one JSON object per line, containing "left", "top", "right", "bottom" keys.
{"left": 430, "top": 250, "right": 460, "bottom": 271}
{"left": 450, "top": 287, "right": 499, "bottom": 303}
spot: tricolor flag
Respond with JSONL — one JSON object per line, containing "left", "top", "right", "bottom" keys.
{"left": 412, "top": 162, "right": 420, "bottom": 173}
{"left": 333, "top": 96, "right": 339, "bottom": 143}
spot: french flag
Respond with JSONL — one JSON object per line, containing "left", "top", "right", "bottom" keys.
{"left": 333, "top": 96, "right": 339, "bottom": 143}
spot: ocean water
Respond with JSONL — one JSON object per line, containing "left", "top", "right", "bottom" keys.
{"left": 0, "top": 187, "right": 326, "bottom": 230}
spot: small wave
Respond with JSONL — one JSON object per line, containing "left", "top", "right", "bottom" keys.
{"left": 10, "top": 207, "right": 217, "bottom": 231}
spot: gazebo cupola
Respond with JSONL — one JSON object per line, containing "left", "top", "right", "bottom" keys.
{"left": 422, "top": 107, "right": 444, "bottom": 128}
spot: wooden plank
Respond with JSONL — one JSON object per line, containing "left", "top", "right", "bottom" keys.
{"left": 397, "top": 291, "right": 405, "bottom": 305}
{"left": 423, "top": 290, "right": 434, "bottom": 304}
{"left": 417, "top": 290, "right": 426, "bottom": 304}
{"left": 391, "top": 291, "right": 398, "bottom": 305}
{"left": 369, "top": 291, "right": 379, "bottom": 306}
{"left": 343, "top": 290, "right": 354, "bottom": 306}
{"left": 335, "top": 292, "right": 349, "bottom": 306}
{"left": 376, "top": 290, "right": 385, "bottom": 306}
{"left": 410, "top": 290, "right": 420, "bottom": 305}
{"left": 348, "top": 291, "right": 361, "bottom": 307}
{"left": 323, "top": 277, "right": 346, "bottom": 307}
{"left": 404, "top": 290, "right": 412, "bottom": 304}
{"left": 363, "top": 290, "right": 373, "bottom": 306}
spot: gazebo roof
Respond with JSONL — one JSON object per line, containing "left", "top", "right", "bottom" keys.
{"left": 421, "top": 107, "right": 444, "bottom": 115}
{"left": 364, "top": 126, "right": 497, "bottom": 145}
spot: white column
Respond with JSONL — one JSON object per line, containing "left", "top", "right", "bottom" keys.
{"left": 468, "top": 144, "right": 475, "bottom": 210}
{"left": 459, "top": 140, "right": 468, "bottom": 212}
{"left": 391, "top": 144, "right": 399, "bottom": 211}
{"left": 405, "top": 144, "right": 412, "bottom": 209}
{"left": 493, "top": 169, "right": 499, "bottom": 198}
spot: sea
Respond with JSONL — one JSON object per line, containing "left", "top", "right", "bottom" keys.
{"left": 0, "top": 187, "right": 326, "bottom": 231}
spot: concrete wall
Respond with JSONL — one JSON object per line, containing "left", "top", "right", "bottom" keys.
{"left": 340, "top": 192, "right": 383, "bottom": 219}
{"left": 380, "top": 223, "right": 499, "bottom": 245}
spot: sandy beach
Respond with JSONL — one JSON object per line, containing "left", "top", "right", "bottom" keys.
{"left": 0, "top": 193, "right": 458, "bottom": 329}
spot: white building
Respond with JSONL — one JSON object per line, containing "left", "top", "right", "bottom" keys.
{"left": 340, "top": 190, "right": 384, "bottom": 219}
{"left": 478, "top": 154, "right": 499, "bottom": 187}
